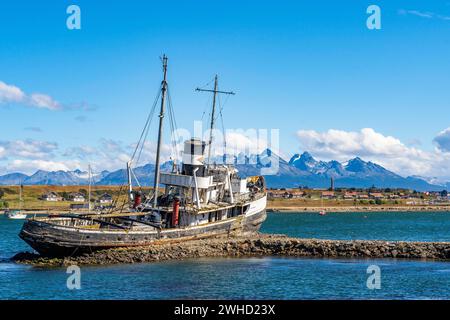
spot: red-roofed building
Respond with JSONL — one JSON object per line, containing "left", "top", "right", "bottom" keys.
{"left": 321, "top": 191, "right": 335, "bottom": 199}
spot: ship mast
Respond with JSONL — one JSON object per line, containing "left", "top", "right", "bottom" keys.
{"left": 153, "top": 55, "right": 168, "bottom": 208}
{"left": 196, "top": 75, "right": 234, "bottom": 168}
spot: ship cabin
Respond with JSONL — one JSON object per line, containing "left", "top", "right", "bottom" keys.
{"left": 141, "top": 138, "right": 265, "bottom": 229}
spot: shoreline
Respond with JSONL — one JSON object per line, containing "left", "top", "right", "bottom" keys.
{"left": 12, "top": 234, "right": 450, "bottom": 267}
{"left": 267, "top": 205, "right": 450, "bottom": 213}
{"left": 2, "top": 205, "right": 450, "bottom": 216}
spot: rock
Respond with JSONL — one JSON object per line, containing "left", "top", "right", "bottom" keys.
{"left": 11, "top": 234, "right": 450, "bottom": 267}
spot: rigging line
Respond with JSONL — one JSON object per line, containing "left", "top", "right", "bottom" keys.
{"left": 170, "top": 99, "right": 179, "bottom": 158}
{"left": 167, "top": 86, "right": 180, "bottom": 161}
{"left": 135, "top": 86, "right": 161, "bottom": 166}
{"left": 167, "top": 110, "right": 176, "bottom": 158}
{"left": 167, "top": 87, "right": 176, "bottom": 138}
{"left": 130, "top": 86, "right": 161, "bottom": 164}
{"left": 131, "top": 100, "right": 159, "bottom": 166}
{"left": 217, "top": 93, "right": 227, "bottom": 160}
{"left": 135, "top": 111, "right": 153, "bottom": 166}
{"left": 218, "top": 94, "right": 231, "bottom": 114}
{"left": 216, "top": 85, "right": 231, "bottom": 119}
{"left": 197, "top": 77, "right": 215, "bottom": 90}
{"left": 166, "top": 92, "right": 175, "bottom": 152}
{"left": 107, "top": 184, "right": 124, "bottom": 215}
{"left": 200, "top": 92, "right": 212, "bottom": 121}
{"left": 168, "top": 87, "right": 179, "bottom": 135}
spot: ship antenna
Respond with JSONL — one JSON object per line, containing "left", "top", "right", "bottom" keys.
{"left": 153, "top": 54, "right": 168, "bottom": 208}
{"left": 196, "top": 75, "right": 235, "bottom": 169}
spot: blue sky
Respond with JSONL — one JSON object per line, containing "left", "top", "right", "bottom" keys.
{"left": 2, "top": 0, "right": 450, "bottom": 178}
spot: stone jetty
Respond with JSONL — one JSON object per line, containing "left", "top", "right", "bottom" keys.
{"left": 12, "top": 234, "right": 450, "bottom": 267}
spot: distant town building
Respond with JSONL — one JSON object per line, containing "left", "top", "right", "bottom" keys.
{"left": 289, "top": 191, "right": 305, "bottom": 199}
{"left": 67, "top": 192, "right": 85, "bottom": 202}
{"left": 40, "top": 192, "right": 62, "bottom": 202}
{"left": 344, "top": 191, "right": 358, "bottom": 199}
{"left": 98, "top": 193, "right": 113, "bottom": 204}
{"left": 267, "top": 190, "right": 289, "bottom": 199}
{"left": 369, "top": 192, "right": 384, "bottom": 199}
{"left": 267, "top": 189, "right": 306, "bottom": 200}
{"left": 321, "top": 191, "right": 335, "bottom": 199}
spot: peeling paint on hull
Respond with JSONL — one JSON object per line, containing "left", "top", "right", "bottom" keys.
{"left": 20, "top": 209, "right": 267, "bottom": 257}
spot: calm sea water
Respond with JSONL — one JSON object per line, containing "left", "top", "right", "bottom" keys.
{"left": 1, "top": 212, "right": 450, "bottom": 300}
{"left": 262, "top": 211, "right": 450, "bottom": 242}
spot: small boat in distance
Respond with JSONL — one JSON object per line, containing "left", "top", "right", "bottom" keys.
{"left": 319, "top": 197, "right": 326, "bottom": 215}
{"left": 6, "top": 209, "right": 27, "bottom": 219}
{"left": 6, "top": 185, "right": 27, "bottom": 219}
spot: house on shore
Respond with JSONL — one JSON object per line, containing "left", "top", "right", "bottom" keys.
{"left": 268, "top": 189, "right": 305, "bottom": 200}
{"left": 321, "top": 191, "right": 335, "bottom": 199}
{"left": 98, "top": 193, "right": 113, "bottom": 204}
{"left": 369, "top": 192, "right": 384, "bottom": 199}
{"left": 267, "top": 190, "right": 289, "bottom": 199}
{"left": 289, "top": 191, "right": 305, "bottom": 199}
{"left": 344, "top": 191, "right": 359, "bottom": 199}
{"left": 67, "top": 192, "right": 85, "bottom": 202}
{"left": 40, "top": 192, "right": 62, "bottom": 202}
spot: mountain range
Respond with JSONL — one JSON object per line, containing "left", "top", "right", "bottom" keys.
{"left": 0, "top": 150, "right": 448, "bottom": 191}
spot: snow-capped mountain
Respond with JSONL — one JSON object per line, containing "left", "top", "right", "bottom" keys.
{"left": 0, "top": 169, "right": 110, "bottom": 186}
{"left": 0, "top": 151, "right": 447, "bottom": 191}
{"left": 0, "top": 172, "right": 28, "bottom": 185}
{"left": 289, "top": 151, "right": 324, "bottom": 171}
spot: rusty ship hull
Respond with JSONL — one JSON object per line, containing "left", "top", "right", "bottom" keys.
{"left": 19, "top": 197, "right": 266, "bottom": 257}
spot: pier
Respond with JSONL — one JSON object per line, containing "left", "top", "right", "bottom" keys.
{"left": 12, "top": 234, "right": 450, "bottom": 266}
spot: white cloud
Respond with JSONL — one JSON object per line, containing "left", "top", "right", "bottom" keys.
{"left": 0, "top": 80, "right": 61, "bottom": 110}
{"left": 8, "top": 128, "right": 450, "bottom": 180}
{"left": 6, "top": 159, "right": 81, "bottom": 174}
{"left": 296, "top": 128, "right": 447, "bottom": 177}
{"left": 29, "top": 93, "right": 61, "bottom": 110}
{"left": 62, "top": 139, "right": 160, "bottom": 172}
{"left": 129, "top": 140, "right": 173, "bottom": 164}
{"left": 0, "top": 139, "right": 58, "bottom": 160}
{"left": 0, "top": 81, "right": 26, "bottom": 103}
{"left": 202, "top": 129, "right": 278, "bottom": 157}
{"left": 399, "top": 9, "right": 450, "bottom": 21}
{"left": 0, "top": 137, "right": 175, "bottom": 175}
{"left": 296, "top": 128, "right": 422, "bottom": 159}
{"left": 433, "top": 128, "right": 450, "bottom": 152}
{"left": 223, "top": 131, "right": 269, "bottom": 155}
{"left": 63, "top": 145, "right": 98, "bottom": 159}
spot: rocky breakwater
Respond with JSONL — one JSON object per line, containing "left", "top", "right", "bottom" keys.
{"left": 12, "top": 234, "right": 450, "bottom": 266}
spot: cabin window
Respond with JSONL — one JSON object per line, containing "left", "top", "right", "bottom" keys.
{"left": 229, "top": 207, "right": 241, "bottom": 217}
{"left": 243, "top": 205, "right": 250, "bottom": 214}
